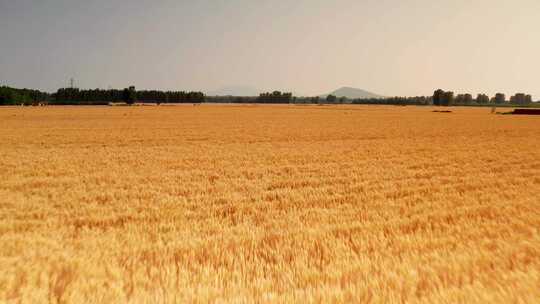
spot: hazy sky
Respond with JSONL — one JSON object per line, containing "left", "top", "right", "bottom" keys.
{"left": 1, "top": 0, "right": 539, "bottom": 97}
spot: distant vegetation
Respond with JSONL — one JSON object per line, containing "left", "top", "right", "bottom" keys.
{"left": 0, "top": 86, "right": 50, "bottom": 105}
{"left": 0, "top": 86, "right": 205, "bottom": 105}
{"left": 140, "top": 87, "right": 538, "bottom": 107}
{"left": 0, "top": 85, "right": 537, "bottom": 107}
{"left": 54, "top": 87, "right": 205, "bottom": 104}
{"left": 433, "top": 89, "right": 533, "bottom": 106}
{"left": 256, "top": 91, "right": 293, "bottom": 104}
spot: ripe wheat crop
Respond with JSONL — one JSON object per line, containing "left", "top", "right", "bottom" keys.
{"left": 1, "top": 104, "right": 539, "bottom": 303}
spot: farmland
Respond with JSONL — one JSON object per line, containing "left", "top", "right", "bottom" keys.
{"left": 1, "top": 104, "right": 539, "bottom": 303}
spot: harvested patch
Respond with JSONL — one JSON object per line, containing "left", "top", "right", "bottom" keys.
{"left": 511, "top": 109, "right": 540, "bottom": 115}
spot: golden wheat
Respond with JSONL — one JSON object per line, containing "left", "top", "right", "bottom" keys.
{"left": 0, "top": 104, "right": 539, "bottom": 303}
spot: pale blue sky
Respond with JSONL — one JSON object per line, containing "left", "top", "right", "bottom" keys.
{"left": 1, "top": 0, "right": 539, "bottom": 98}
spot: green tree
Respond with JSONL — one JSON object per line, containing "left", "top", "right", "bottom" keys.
{"left": 433, "top": 89, "right": 444, "bottom": 106}
{"left": 0, "top": 86, "right": 50, "bottom": 105}
{"left": 476, "top": 94, "right": 490, "bottom": 104}
{"left": 123, "top": 86, "right": 136, "bottom": 105}
{"left": 510, "top": 93, "right": 531, "bottom": 105}
{"left": 463, "top": 94, "right": 473, "bottom": 104}
{"left": 326, "top": 94, "right": 337, "bottom": 103}
{"left": 455, "top": 94, "right": 465, "bottom": 104}
{"left": 256, "top": 91, "right": 292, "bottom": 103}
{"left": 494, "top": 93, "right": 506, "bottom": 104}
{"left": 441, "top": 91, "right": 454, "bottom": 106}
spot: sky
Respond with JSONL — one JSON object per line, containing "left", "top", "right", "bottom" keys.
{"left": 1, "top": 0, "right": 539, "bottom": 98}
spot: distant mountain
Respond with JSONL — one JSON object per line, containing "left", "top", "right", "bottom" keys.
{"left": 322, "top": 87, "right": 384, "bottom": 99}
{"left": 206, "top": 86, "right": 260, "bottom": 97}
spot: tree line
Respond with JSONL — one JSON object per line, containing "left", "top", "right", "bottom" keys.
{"left": 54, "top": 87, "right": 205, "bottom": 104}
{"left": 207, "top": 94, "right": 431, "bottom": 105}
{"left": 0, "top": 85, "right": 536, "bottom": 106}
{"left": 433, "top": 89, "right": 533, "bottom": 106}
{"left": 0, "top": 86, "right": 205, "bottom": 105}
{"left": 256, "top": 91, "right": 293, "bottom": 103}
{"left": 350, "top": 96, "right": 431, "bottom": 105}
{"left": 207, "top": 90, "right": 536, "bottom": 106}
{"left": 0, "top": 86, "right": 50, "bottom": 105}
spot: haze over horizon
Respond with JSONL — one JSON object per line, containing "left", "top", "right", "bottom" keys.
{"left": 1, "top": 0, "right": 539, "bottom": 98}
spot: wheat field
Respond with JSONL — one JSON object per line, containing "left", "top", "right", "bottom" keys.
{"left": 0, "top": 104, "right": 539, "bottom": 303}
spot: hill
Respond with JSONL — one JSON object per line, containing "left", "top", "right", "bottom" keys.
{"left": 322, "top": 87, "right": 384, "bottom": 99}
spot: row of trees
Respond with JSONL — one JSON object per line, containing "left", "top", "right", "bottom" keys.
{"left": 0, "top": 86, "right": 50, "bottom": 105}
{"left": 136, "top": 90, "right": 205, "bottom": 104}
{"left": 510, "top": 93, "right": 533, "bottom": 105}
{"left": 0, "top": 85, "right": 536, "bottom": 106}
{"left": 197, "top": 93, "right": 538, "bottom": 106}
{"left": 433, "top": 90, "right": 455, "bottom": 106}
{"left": 256, "top": 91, "right": 293, "bottom": 103}
{"left": 351, "top": 96, "right": 432, "bottom": 105}
{"left": 208, "top": 94, "right": 431, "bottom": 105}
{"left": 325, "top": 95, "right": 347, "bottom": 103}
{"left": 433, "top": 90, "right": 533, "bottom": 106}
{"left": 54, "top": 87, "right": 205, "bottom": 104}
{"left": 207, "top": 94, "right": 327, "bottom": 104}
{"left": 0, "top": 86, "right": 205, "bottom": 105}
